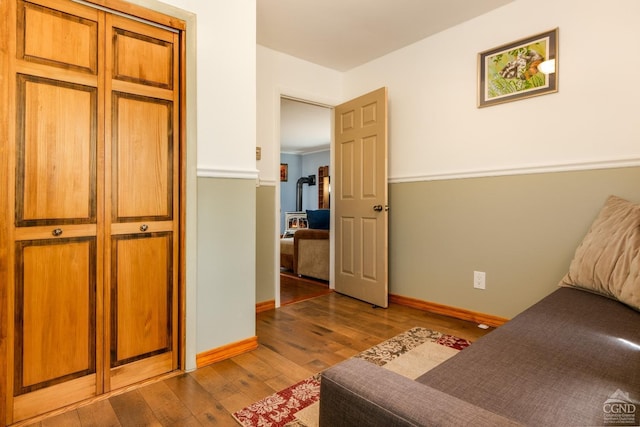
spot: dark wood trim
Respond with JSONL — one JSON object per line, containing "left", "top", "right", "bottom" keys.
{"left": 196, "top": 336, "right": 259, "bottom": 369}
{"left": 177, "top": 23, "right": 187, "bottom": 375}
{"left": 256, "top": 300, "right": 275, "bottom": 313}
{"left": 389, "top": 293, "right": 509, "bottom": 327}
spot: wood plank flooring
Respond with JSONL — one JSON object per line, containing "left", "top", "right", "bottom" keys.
{"left": 280, "top": 272, "right": 332, "bottom": 306}
{"left": 21, "top": 293, "right": 494, "bottom": 427}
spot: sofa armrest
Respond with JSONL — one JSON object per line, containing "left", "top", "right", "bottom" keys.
{"left": 319, "top": 358, "right": 520, "bottom": 427}
{"left": 293, "top": 229, "right": 330, "bottom": 280}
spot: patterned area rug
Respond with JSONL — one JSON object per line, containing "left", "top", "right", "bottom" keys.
{"left": 232, "top": 327, "right": 471, "bottom": 427}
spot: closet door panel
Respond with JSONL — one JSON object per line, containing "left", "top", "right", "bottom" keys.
{"left": 111, "top": 233, "right": 171, "bottom": 366}
{"left": 15, "top": 239, "right": 96, "bottom": 393}
{"left": 112, "top": 93, "right": 172, "bottom": 220}
{"left": 18, "top": 0, "right": 99, "bottom": 74}
{"left": 108, "top": 232, "right": 174, "bottom": 390}
{"left": 12, "top": 238, "right": 97, "bottom": 420}
{"left": 112, "top": 26, "right": 173, "bottom": 88}
{"left": 16, "top": 74, "right": 96, "bottom": 225}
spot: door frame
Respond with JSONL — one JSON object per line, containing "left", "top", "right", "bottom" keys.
{"left": 274, "top": 90, "right": 340, "bottom": 307}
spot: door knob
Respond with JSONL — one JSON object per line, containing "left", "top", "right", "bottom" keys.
{"left": 52, "top": 228, "right": 63, "bottom": 237}
{"left": 373, "top": 205, "right": 383, "bottom": 212}
{"left": 140, "top": 224, "right": 149, "bottom": 232}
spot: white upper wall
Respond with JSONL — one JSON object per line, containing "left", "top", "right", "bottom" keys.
{"left": 257, "top": 45, "right": 343, "bottom": 184}
{"left": 344, "top": 0, "right": 640, "bottom": 181}
{"left": 140, "top": 0, "right": 256, "bottom": 368}
{"left": 162, "top": 0, "right": 257, "bottom": 178}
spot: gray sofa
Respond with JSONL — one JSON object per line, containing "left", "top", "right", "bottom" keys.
{"left": 280, "top": 229, "right": 330, "bottom": 281}
{"left": 320, "top": 196, "right": 640, "bottom": 426}
{"left": 320, "top": 287, "right": 640, "bottom": 426}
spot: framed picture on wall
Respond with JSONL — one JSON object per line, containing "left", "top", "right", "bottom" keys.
{"left": 280, "top": 163, "right": 288, "bottom": 182}
{"left": 478, "top": 28, "right": 558, "bottom": 108}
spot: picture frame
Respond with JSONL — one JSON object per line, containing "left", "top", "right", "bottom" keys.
{"left": 280, "top": 163, "right": 288, "bottom": 182}
{"left": 478, "top": 28, "right": 558, "bottom": 108}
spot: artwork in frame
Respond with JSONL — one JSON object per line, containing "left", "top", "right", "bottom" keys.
{"left": 478, "top": 28, "right": 558, "bottom": 108}
{"left": 280, "top": 163, "right": 288, "bottom": 182}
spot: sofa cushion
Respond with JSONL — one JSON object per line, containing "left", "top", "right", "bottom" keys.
{"left": 417, "top": 287, "right": 640, "bottom": 426}
{"left": 559, "top": 195, "right": 640, "bottom": 311}
{"left": 306, "top": 209, "right": 330, "bottom": 230}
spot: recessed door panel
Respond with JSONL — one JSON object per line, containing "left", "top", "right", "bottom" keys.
{"left": 15, "top": 238, "right": 96, "bottom": 395}
{"left": 340, "top": 217, "right": 355, "bottom": 275}
{"left": 16, "top": 75, "right": 96, "bottom": 225}
{"left": 111, "top": 234, "right": 172, "bottom": 366}
{"left": 112, "top": 27, "right": 173, "bottom": 89}
{"left": 361, "top": 101, "right": 378, "bottom": 127}
{"left": 340, "top": 140, "right": 355, "bottom": 200}
{"left": 361, "top": 218, "right": 377, "bottom": 281}
{"left": 340, "top": 109, "right": 355, "bottom": 133}
{"left": 361, "top": 135, "right": 377, "bottom": 199}
{"left": 112, "top": 93, "right": 172, "bottom": 221}
{"left": 18, "top": 0, "right": 98, "bottom": 74}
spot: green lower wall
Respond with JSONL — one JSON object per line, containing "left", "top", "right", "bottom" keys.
{"left": 388, "top": 166, "right": 640, "bottom": 318}
{"left": 256, "top": 185, "right": 276, "bottom": 303}
{"left": 196, "top": 177, "right": 256, "bottom": 353}
{"left": 253, "top": 167, "right": 639, "bottom": 319}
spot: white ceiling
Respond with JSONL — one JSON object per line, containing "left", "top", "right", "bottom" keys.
{"left": 261, "top": 0, "right": 514, "bottom": 153}
{"left": 280, "top": 98, "right": 331, "bottom": 154}
{"left": 257, "top": 0, "right": 513, "bottom": 72}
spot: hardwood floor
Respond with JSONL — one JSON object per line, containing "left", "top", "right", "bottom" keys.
{"left": 21, "top": 293, "right": 494, "bottom": 427}
{"left": 280, "top": 271, "right": 332, "bottom": 306}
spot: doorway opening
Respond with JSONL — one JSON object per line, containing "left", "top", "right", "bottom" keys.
{"left": 278, "top": 97, "right": 332, "bottom": 306}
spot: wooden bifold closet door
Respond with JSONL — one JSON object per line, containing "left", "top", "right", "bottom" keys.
{"left": 1, "top": 0, "right": 183, "bottom": 423}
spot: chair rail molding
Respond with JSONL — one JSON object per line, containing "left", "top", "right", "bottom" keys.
{"left": 389, "top": 157, "right": 640, "bottom": 184}
{"left": 197, "top": 166, "right": 259, "bottom": 180}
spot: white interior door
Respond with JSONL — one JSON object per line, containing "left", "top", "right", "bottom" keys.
{"left": 334, "top": 87, "right": 388, "bottom": 307}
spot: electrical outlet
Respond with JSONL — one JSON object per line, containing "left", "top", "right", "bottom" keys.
{"left": 474, "top": 271, "right": 486, "bottom": 289}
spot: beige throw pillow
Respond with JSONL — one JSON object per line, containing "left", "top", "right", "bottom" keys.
{"left": 560, "top": 195, "right": 640, "bottom": 311}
